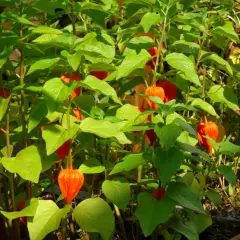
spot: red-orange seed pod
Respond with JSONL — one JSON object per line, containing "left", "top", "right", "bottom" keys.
{"left": 56, "top": 140, "right": 70, "bottom": 160}
{"left": 73, "top": 108, "right": 82, "bottom": 120}
{"left": 61, "top": 74, "right": 81, "bottom": 100}
{"left": 0, "top": 89, "right": 11, "bottom": 98}
{"left": 145, "top": 85, "right": 165, "bottom": 109}
{"left": 91, "top": 71, "right": 110, "bottom": 80}
{"left": 147, "top": 47, "right": 158, "bottom": 70}
{"left": 58, "top": 169, "right": 84, "bottom": 204}
{"left": 197, "top": 121, "right": 219, "bottom": 153}
{"left": 152, "top": 187, "right": 165, "bottom": 200}
{"left": 156, "top": 80, "right": 177, "bottom": 102}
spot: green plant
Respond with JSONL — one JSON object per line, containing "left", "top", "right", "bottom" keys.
{"left": 0, "top": 0, "right": 239, "bottom": 240}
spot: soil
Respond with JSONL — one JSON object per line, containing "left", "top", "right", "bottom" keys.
{"left": 200, "top": 212, "right": 240, "bottom": 240}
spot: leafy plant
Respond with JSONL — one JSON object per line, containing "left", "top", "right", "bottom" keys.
{"left": 0, "top": 0, "right": 239, "bottom": 240}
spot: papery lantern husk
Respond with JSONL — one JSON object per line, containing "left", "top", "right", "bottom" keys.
{"left": 156, "top": 80, "right": 177, "bottom": 102}
{"left": 197, "top": 121, "right": 219, "bottom": 153}
{"left": 58, "top": 169, "right": 84, "bottom": 204}
{"left": 145, "top": 85, "right": 165, "bottom": 109}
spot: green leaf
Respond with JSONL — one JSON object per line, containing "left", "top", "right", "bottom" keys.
{"left": 140, "top": 12, "right": 161, "bottom": 32}
{"left": 78, "top": 2, "right": 109, "bottom": 27}
{"left": 0, "top": 145, "right": 13, "bottom": 158}
{"left": 217, "top": 166, "right": 236, "bottom": 185}
{"left": 27, "top": 58, "right": 60, "bottom": 75}
{"left": 42, "top": 125, "right": 78, "bottom": 156}
{"left": 75, "top": 32, "right": 115, "bottom": 64}
{"left": 43, "top": 78, "right": 69, "bottom": 112}
{"left": 82, "top": 76, "right": 121, "bottom": 104}
{"left": 110, "top": 153, "right": 146, "bottom": 175}
{"left": 117, "top": 50, "right": 150, "bottom": 79}
{"left": 135, "top": 192, "right": 176, "bottom": 237}
{"left": 177, "top": 142, "right": 210, "bottom": 161}
{"left": 80, "top": 118, "right": 126, "bottom": 139}
{"left": 153, "top": 147, "right": 184, "bottom": 185}
{"left": 167, "top": 182, "right": 205, "bottom": 213}
{"left": 28, "top": 201, "right": 70, "bottom": 240}
{"left": 155, "top": 123, "right": 182, "bottom": 149}
{"left": 208, "top": 85, "right": 239, "bottom": 110}
{"left": 125, "top": 0, "right": 156, "bottom": 5}
{"left": 204, "top": 53, "right": 233, "bottom": 76}
{"left": 73, "top": 198, "right": 115, "bottom": 240}
{"left": 170, "top": 217, "right": 199, "bottom": 240}
{"left": 177, "top": 131, "right": 198, "bottom": 146}
{"left": 204, "top": 189, "right": 221, "bottom": 206}
{"left": 116, "top": 104, "right": 141, "bottom": 121}
{"left": 0, "top": 45, "right": 13, "bottom": 68}
{"left": 28, "top": 102, "right": 48, "bottom": 133}
{"left": 165, "top": 53, "right": 201, "bottom": 86}
{"left": 33, "top": 34, "right": 59, "bottom": 45}
{"left": 0, "top": 12, "right": 34, "bottom": 25}
{"left": 212, "top": 21, "right": 239, "bottom": 42}
{"left": 41, "top": 153, "right": 59, "bottom": 173}
{"left": 192, "top": 213, "right": 212, "bottom": 234}
{"left": 102, "top": 177, "right": 130, "bottom": 210}
{"left": 12, "top": 84, "right": 43, "bottom": 93}
{"left": 114, "top": 132, "right": 132, "bottom": 144}
{"left": 172, "top": 40, "right": 200, "bottom": 54}
{"left": 191, "top": 98, "right": 218, "bottom": 117}
{"left": 67, "top": 51, "right": 82, "bottom": 71}
{"left": 219, "top": 138, "right": 240, "bottom": 155}
{"left": 1, "top": 198, "right": 38, "bottom": 220}
{"left": 0, "top": 95, "right": 11, "bottom": 121}
{"left": 2, "top": 146, "right": 42, "bottom": 183}
{"left": 31, "top": 26, "right": 62, "bottom": 35}
{"left": 80, "top": 158, "right": 105, "bottom": 174}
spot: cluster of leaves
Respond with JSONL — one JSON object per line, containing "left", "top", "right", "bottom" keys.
{"left": 0, "top": 0, "right": 240, "bottom": 240}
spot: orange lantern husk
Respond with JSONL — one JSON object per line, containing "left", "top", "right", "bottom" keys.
{"left": 145, "top": 85, "right": 165, "bottom": 109}
{"left": 197, "top": 121, "right": 219, "bottom": 153}
{"left": 58, "top": 168, "right": 84, "bottom": 204}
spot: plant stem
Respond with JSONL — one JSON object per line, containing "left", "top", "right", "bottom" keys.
{"left": 19, "top": 18, "right": 27, "bottom": 148}
{"left": 71, "top": 1, "right": 76, "bottom": 36}
{"left": 67, "top": 98, "right": 72, "bottom": 169}
{"left": 5, "top": 102, "right": 20, "bottom": 240}
{"left": 114, "top": 204, "right": 127, "bottom": 240}
{"left": 153, "top": 7, "right": 169, "bottom": 84}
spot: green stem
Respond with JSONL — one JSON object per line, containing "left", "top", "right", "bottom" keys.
{"left": 70, "top": 2, "right": 76, "bottom": 36}
{"left": 114, "top": 205, "right": 127, "bottom": 240}
{"left": 19, "top": 11, "right": 27, "bottom": 148}
{"left": 137, "top": 131, "right": 146, "bottom": 183}
{"left": 153, "top": 7, "right": 169, "bottom": 84}
{"left": 61, "top": 215, "right": 68, "bottom": 240}
{"left": 67, "top": 98, "right": 72, "bottom": 169}
{"left": 5, "top": 103, "right": 20, "bottom": 240}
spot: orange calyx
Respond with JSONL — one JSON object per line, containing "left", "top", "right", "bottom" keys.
{"left": 145, "top": 85, "right": 165, "bottom": 109}
{"left": 58, "top": 168, "right": 84, "bottom": 204}
{"left": 197, "top": 121, "right": 219, "bottom": 153}
{"left": 156, "top": 80, "right": 177, "bottom": 103}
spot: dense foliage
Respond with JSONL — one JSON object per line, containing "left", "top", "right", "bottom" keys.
{"left": 0, "top": 0, "right": 239, "bottom": 239}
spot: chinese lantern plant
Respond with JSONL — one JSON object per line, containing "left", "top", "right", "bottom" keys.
{"left": 0, "top": 0, "right": 240, "bottom": 240}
